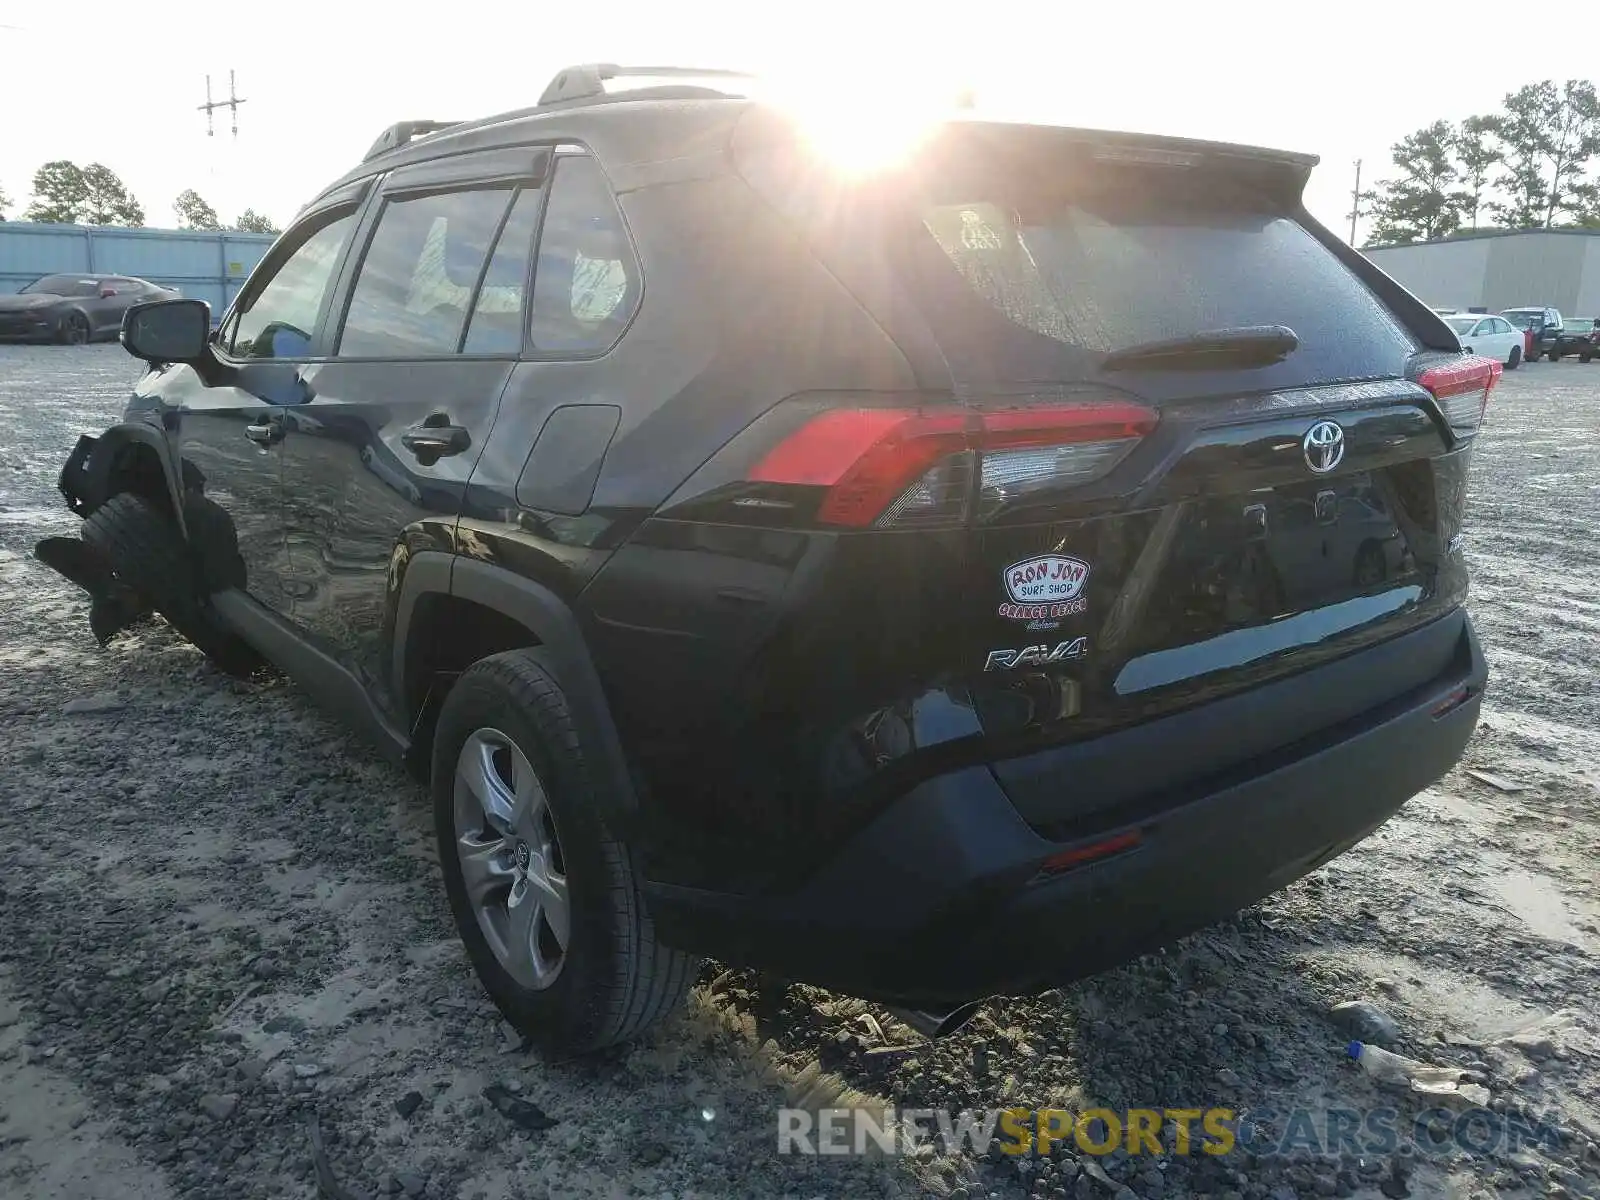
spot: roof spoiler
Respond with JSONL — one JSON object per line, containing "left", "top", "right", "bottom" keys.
{"left": 536, "top": 63, "right": 755, "bottom": 107}
{"left": 363, "top": 120, "right": 463, "bottom": 162}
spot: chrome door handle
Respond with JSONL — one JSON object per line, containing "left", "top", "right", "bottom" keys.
{"left": 244, "top": 418, "right": 284, "bottom": 446}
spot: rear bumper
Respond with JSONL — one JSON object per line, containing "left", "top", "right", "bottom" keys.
{"left": 646, "top": 612, "right": 1486, "bottom": 1004}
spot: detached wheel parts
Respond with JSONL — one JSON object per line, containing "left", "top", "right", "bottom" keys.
{"left": 57, "top": 311, "right": 90, "bottom": 345}
{"left": 433, "top": 649, "right": 696, "bottom": 1054}
{"left": 80, "top": 492, "right": 259, "bottom": 676}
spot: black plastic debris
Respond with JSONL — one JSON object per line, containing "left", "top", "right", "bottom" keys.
{"left": 481, "top": 1085, "right": 557, "bottom": 1132}
{"left": 33, "top": 536, "right": 150, "bottom": 645}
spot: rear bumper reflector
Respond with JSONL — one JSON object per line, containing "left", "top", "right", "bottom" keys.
{"left": 1039, "top": 828, "right": 1143, "bottom": 875}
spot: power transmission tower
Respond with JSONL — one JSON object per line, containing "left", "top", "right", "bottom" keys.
{"left": 1348, "top": 159, "right": 1363, "bottom": 246}
{"left": 198, "top": 71, "right": 247, "bottom": 140}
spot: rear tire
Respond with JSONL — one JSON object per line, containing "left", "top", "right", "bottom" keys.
{"left": 433, "top": 649, "right": 696, "bottom": 1054}
{"left": 81, "top": 492, "right": 258, "bottom": 676}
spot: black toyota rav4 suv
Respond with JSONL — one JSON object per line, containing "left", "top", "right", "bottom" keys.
{"left": 36, "top": 65, "right": 1493, "bottom": 1053}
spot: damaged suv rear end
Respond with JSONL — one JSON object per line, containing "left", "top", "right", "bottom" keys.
{"left": 33, "top": 87, "right": 1492, "bottom": 1048}
{"left": 622, "top": 114, "right": 1492, "bottom": 1013}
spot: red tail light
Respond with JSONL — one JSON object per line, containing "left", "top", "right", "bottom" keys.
{"left": 1418, "top": 355, "right": 1500, "bottom": 439}
{"left": 747, "top": 400, "right": 1158, "bottom": 528}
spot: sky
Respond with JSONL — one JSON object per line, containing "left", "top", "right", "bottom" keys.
{"left": 3, "top": 1, "right": 1598, "bottom": 242}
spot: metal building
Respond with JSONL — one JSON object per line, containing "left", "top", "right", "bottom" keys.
{"left": 0, "top": 221, "right": 276, "bottom": 313}
{"left": 1363, "top": 230, "right": 1600, "bottom": 318}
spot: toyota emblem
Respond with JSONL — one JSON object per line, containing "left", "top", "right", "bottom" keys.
{"left": 1302, "top": 420, "right": 1346, "bottom": 474}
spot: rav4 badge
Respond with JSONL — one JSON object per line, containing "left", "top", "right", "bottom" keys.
{"left": 984, "top": 637, "right": 1089, "bottom": 672}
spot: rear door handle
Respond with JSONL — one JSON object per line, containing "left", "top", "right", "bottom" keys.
{"left": 244, "top": 416, "right": 284, "bottom": 446}
{"left": 401, "top": 421, "right": 471, "bottom": 461}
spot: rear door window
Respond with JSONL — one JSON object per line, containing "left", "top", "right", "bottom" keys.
{"left": 337, "top": 188, "right": 514, "bottom": 358}
{"left": 462, "top": 189, "right": 542, "bottom": 355}
{"left": 892, "top": 158, "right": 1415, "bottom": 389}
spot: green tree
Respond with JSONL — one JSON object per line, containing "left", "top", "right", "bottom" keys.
{"left": 233, "top": 208, "right": 280, "bottom": 235}
{"left": 174, "top": 188, "right": 221, "bottom": 230}
{"left": 1490, "top": 80, "right": 1600, "bottom": 228}
{"left": 1366, "top": 121, "right": 1463, "bottom": 246}
{"left": 24, "top": 160, "right": 90, "bottom": 223}
{"left": 80, "top": 163, "right": 144, "bottom": 226}
{"left": 1452, "top": 115, "right": 1503, "bottom": 231}
{"left": 0, "top": 184, "right": 10, "bottom": 221}
{"left": 1571, "top": 180, "right": 1600, "bottom": 228}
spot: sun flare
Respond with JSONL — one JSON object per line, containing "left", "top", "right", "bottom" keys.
{"left": 763, "top": 70, "right": 969, "bottom": 175}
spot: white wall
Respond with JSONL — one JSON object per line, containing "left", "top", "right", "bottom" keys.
{"left": 1363, "top": 233, "right": 1600, "bottom": 316}
{"left": 1364, "top": 239, "right": 1493, "bottom": 311}
{"left": 1578, "top": 239, "right": 1600, "bottom": 318}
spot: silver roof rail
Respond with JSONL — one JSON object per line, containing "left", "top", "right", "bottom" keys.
{"left": 536, "top": 64, "right": 756, "bottom": 107}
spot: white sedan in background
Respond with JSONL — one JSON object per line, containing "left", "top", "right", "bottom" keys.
{"left": 1444, "top": 313, "right": 1524, "bottom": 368}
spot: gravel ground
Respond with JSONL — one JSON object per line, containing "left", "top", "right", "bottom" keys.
{"left": 1, "top": 343, "right": 1597, "bottom": 1200}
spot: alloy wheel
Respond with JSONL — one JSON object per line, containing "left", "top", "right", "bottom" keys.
{"left": 453, "top": 728, "right": 570, "bottom": 990}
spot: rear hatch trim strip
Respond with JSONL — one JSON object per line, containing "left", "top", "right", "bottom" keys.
{"left": 1115, "top": 585, "right": 1423, "bottom": 694}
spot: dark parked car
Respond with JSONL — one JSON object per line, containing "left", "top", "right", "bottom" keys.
{"left": 0, "top": 273, "right": 179, "bottom": 344}
{"left": 1499, "top": 305, "right": 1564, "bottom": 361}
{"left": 1546, "top": 318, "right": 1600, "bottom": 362}
{"left": 34, "top": 64, "right": 1493, "bottom": 1053}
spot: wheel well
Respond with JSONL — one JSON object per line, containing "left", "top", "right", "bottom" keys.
{"left": 105, "top": 441, "right": 174, "bottom": 517}
{"left": 401, "top": 592, "right": 543, "bottom": 781}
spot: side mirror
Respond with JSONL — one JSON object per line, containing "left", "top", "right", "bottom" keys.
{"left": 122, "top": 298, "right": 212, "bottom": 364}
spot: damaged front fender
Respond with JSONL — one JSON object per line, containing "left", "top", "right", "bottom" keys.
{"left": 40, "top": 419, "right": 192, "bottom": 646}
{"left": 57, "top": 433, "right": 103, "bottom": 515}
{"left": 55, "top": 421, "right": 192, "bottom": 535}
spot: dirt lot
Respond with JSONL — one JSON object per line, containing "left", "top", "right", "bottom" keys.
{"left": 1, "top": 344, "right": 1597, "bottom": 1200}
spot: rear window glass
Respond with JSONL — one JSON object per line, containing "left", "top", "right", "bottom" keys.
{"left": 1445, "top": 317, "right": 1476, "bottom": 335}
{"left": 891, "top": 159, "right": 1415, "bottom": 387}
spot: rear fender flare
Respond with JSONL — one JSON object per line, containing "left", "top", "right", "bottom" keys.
{"left": 394, "top": 555, "right": 641, "bottom": 842}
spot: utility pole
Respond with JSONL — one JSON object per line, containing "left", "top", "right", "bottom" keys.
{"left": 198, "top": 71, "right": 247, "bottom": 140}
{"left": 1348, "top": 159, "right": 1363, "bottom": 246}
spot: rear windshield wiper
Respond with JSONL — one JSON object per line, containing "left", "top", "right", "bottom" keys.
{"left": 1100, "top": 324, "right": 1299, "bottom": 371}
